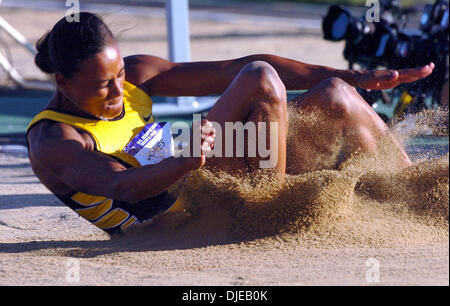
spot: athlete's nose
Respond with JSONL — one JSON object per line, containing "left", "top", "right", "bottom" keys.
{"left": 110, "top": 78, "right": 123, "bottom": 98}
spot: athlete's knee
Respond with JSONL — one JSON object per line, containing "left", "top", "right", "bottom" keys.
{"left": 321, "top": 77, "right": 354, "bottom": 98}
{"left": 321, "top": 76, "right": 348, "bottom": 89}
{"left": 239, "top": 61, "right": 286, "bottom": 104}
{"left": 319, "top": 77, "right": 358, "bottom": 118}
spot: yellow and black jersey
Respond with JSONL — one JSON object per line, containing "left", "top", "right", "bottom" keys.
{"left": 27, "top": 81, "right": 178, "bottom": 235}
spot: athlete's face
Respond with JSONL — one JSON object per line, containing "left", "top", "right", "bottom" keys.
{"left": 57, "top": 42, "right": 125, "bottom": 119}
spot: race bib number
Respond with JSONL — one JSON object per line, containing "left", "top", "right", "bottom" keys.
{"left": 123, "top": 122, "right": 174, "bottom": 165}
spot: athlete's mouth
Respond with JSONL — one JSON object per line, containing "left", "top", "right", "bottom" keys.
{"left": 109, "top": 96, "right": 123, "bottom": 106}
{"left": 100, "top": 97, "right": 124, "bottom": 120}
{"left": 106, "top": 97, "right": 123, "bottom": 110}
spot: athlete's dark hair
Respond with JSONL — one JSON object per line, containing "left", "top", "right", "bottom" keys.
{"left": 35, "top": 12, "right": 115, "bottom": 78}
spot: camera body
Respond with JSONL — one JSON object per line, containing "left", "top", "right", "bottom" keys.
{"left": 322, "top": 0, "right": 449, "bottom": 116}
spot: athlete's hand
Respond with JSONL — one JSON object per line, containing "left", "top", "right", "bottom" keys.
{"left": 184, "top": 119, "right": 216, "bottom": 170}
{"left": 354, "top": 62, "right": 435, "bottom": 90}
{"left": 199, "top": 119, "right": 216, "bottom": 159}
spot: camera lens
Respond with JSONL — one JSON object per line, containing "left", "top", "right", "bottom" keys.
{"left": 331, "top": 13, "right": 349, "bottom": 40}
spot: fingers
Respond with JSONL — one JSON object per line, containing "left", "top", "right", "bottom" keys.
{"left": 360, "top": 62, "right": 435, "bottom": 90}
{"left": 196, "top": 119, "right": 216, "bottom": 155}
{"left": 201, "top": 120, "right": 216, "bottom": 137}
{"left": 193, "top": 119, "right": 216, "bottom": 136}
{"left": 379, "top": 70, "right": 399, "bottom": 82}
{"left": 397, "top": 62, "right": 434, "bottom": 84}
{"left": 376, "top": 70, "right": 399, "bottom": 89}
{"left": 358, "top": 69, "right": 399, "bottom": 90}
{"left": 201, "top": 142, "right": 212, "bottom": 155}
{"left": 186, "top": 120, "right": 213, "bottom": 169}
{"left": 201, "top": 130, "right": 215, "bottom": 155}
{"left": 201, "top": 137, "right": 214, "bottom": 155}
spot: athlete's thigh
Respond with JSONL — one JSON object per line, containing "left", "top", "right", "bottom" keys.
{"left": 285, "top": 86, "right": 347, "bottom": 174}
{"left": 204, "top": 72, "right": 257, "bottom": 174}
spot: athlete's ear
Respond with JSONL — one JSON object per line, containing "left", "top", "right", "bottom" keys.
{"left": 55, "top": 72, "right": 66, "bottom": 88}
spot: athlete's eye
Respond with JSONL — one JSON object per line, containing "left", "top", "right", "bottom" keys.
{"left": 96, "top": 82, "right": 110, "bottom": 89}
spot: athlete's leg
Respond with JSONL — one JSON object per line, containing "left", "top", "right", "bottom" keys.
{"left": 286, "top": 77, "right": 412, "bottom": 174}
{"left": 205, "top": 61, "right": 288, "bottom": 178}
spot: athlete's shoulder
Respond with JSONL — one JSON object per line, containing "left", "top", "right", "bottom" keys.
{"left": 124, "top": 54, "right": 176, "bottom": 86}
{"left": 28, "top": 120, "right": 87, "bottom": 157}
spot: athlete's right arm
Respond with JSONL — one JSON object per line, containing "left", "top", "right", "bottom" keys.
{"left": 28, "top": 122, "right": 210, "bottom": 203}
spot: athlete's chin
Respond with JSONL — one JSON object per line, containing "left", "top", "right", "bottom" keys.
{"left": 103, "top": 99, "right": 124, "bottom": 119}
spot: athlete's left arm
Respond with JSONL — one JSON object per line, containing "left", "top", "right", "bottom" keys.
{"left": 124, "top": 54, "right": 435, "bottom": 96}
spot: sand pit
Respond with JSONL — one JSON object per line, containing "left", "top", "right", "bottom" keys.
{"left": 145, "top": 107, "right": 448, "bottom": 249}
{"left": 1, "top": 108, "right": 448, "bottom": 286}
{"left": 0, "top": 6, "right": 448, "bottom": 286}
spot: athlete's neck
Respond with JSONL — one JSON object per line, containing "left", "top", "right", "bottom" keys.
{"left": 47, "top": 91, "right": 123, "bottom": 121}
